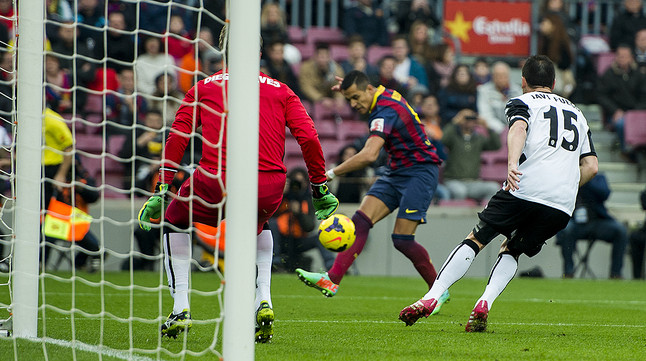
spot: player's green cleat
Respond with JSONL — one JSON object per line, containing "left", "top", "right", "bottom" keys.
{"left": 255, "top": 301, "right": 274, "bottom": 343}
{"left": 161, "top": 309, "right": 192, "bottom": 339}
{"left": 295, "top": 268, "right": 338, "bottom": 297}
{"left": 430, "top": 290, "right": 451, "bottom": 316}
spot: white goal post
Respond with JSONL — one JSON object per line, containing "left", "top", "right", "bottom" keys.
{"left": 7, "top": 0, "right": 261, "bottom": 359}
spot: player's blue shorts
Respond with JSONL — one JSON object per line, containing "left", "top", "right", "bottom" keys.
{"left": 366, "top": 163, "right": 439, "bottom": 223}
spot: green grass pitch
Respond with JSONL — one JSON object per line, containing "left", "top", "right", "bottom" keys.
{"left": 1, "top": 271, "right": 645, "bottom": 360}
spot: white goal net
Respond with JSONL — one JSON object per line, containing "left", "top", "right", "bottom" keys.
{"left": 1, "top": 0, "right": 259, "bottom": 359}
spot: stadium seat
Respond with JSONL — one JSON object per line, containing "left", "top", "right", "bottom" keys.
{"left": 306, "top": 27, "right": 345, "bottom": 46}
{"left": 284, "top": 155, "right": 306, "bottom": 172}
{"left": 284, "top": 136, "right": 301, "bottom": 156}
{"left": 107, "top": 135, "right": 127, "bottom": 156}
{"left": 595, "top": 51, "right": 615, "bottom": 76}
{"left": 339, "top": 120, "right": 368, "bottom": 141}
{"left": 84, "top": 94, "right": 104, "bottom": 115}
{"left": 294, "top": 43, "right": 314, "bottom": 60}
{"left": 75, "top": 134, "right": 105, "bottom": 155}
{"left": 321, "top": 139, "right": 350, "bottom": 163}
{"left": 367, "top": 46, "right": 392, "bottom": 65}
{"left": 315, "top": 119, "right": 338, "bottom": 140}
{"left": 313, "top": 101, "right": 353, "bottom": 121}
{"left": 330, "top": 44, "right": 349, "bottom": 62}
{"left": 287, "top": 26, "right": 306, "bottom": 44}
{"left": 437, "top": 199, "right": 479, "bottom": 207}
{"left": 624, "top": 110, "right": 646, "bottom": 148}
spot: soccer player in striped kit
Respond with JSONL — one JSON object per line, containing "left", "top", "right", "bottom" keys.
{"left": 297, "top": 70, "right": 449, "bottom": 312}
{"left": 399, "top": 55, "right": 599, "bottom": 332}
{"left": 137, "top": 26, "right": 338, "bottom": 342}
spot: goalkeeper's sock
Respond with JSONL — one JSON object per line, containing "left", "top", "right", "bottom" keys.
{"left": 164, "top": 232, "right": 192, "bottom": 314}
{"left": 328, "top": 210, "right": 372, "bottom": 284}
{"left": 392, "top": 234, "right": 437, "bottom": 289}
{"left": 255, "top": 228, "right": 273, "bottom": 310}
{"left": 423, "top": 240, "right": 478, "bottom": 301}
{"left": 478, "top": 253, "right": 517, "bottom": 310}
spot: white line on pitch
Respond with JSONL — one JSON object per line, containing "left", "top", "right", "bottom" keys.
{"left": 277, "top": 319, "right": 646, "bottom": 328}
{"left": 21, "top": 337, "right": 159, "bottom": 361}
{"left": 276, "top": 294, "right": 646, "bottom": 305}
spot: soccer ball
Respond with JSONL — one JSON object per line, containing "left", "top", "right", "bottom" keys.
{"left": 318, "top": 214, "right": 356, "bottom": 252}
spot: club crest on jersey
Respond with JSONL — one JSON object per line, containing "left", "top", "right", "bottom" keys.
{"left": 370, "top": 118, "right": 384, "bottom": 132}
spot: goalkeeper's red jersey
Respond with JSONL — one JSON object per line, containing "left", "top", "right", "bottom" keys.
{"left": 160, "top": 70, "right": 326, "bottom": 184}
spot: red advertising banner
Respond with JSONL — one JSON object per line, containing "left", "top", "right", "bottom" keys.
{"left": 443, "top": 0, "right": 532, "bottom": 56}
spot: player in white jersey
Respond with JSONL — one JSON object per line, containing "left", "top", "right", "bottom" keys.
{"left": 397, "top": 55, "right": 599, "bottom": 332}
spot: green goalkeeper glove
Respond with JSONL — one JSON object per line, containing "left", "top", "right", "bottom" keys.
{"left": 137, "top": 183, "right": 170, "bottom": 231}
{"left": 311, "top": 182, "right": 339, "bottom": 220}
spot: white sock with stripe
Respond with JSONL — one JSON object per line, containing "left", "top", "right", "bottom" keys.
{"left": 163, "top": 232, "right": 192, "bottom": 314}
{"left": 477, "top": 253, "right": 517, "bottom": 310}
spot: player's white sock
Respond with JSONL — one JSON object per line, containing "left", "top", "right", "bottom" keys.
{"left": 163, "top": 232, "right": 192, "bottom": 314}
{"left": 477, "top": 253, "right": 517, "bottom": 310}
{"left": 255, "top": 229, "right": 273, "bottom": 311}
{"left": 423, "top": 241, "right": 476, "bottom": 300}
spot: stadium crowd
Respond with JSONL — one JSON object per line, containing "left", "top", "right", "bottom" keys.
{"left": 0, "top": 0, "right": 644, "bottom": 277}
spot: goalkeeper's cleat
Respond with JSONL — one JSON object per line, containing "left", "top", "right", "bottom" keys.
{"left": 465, "top": 300, "right": 489, "bottom": 333}
{"left": 399, "top": 298, "right": 437, "bottom": 326}
{"left": 255, "top": 301, "right": 274, "bottom": 343}
{"left": 430, "top": 290, "right": 451, "bottom": 316}
{"left": 295, "top": 268, "right": 338, "bottom": 297}
{"left": 161, "top": 309, "right": 192, "bottom": 339}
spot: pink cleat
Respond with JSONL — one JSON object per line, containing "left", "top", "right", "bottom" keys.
{"left": 399, "top": 298, "right": 437, "bottom": 326}
{"left": 465, "top": 300, "right": 489, "bottom": 332}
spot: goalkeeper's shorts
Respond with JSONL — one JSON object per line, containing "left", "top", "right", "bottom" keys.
{"left": 165, "top": 168, "right": 285, "bottom": 235}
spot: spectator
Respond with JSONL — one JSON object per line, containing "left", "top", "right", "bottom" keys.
{"left": 106, "top": 67, "right": 147, "bottom": 133}
{"left": 96, "top": 11, "right": 135, "bottom": 72}
{"left": 538, "top": 13, "right": 575, "bottom": 98}
{"left": 597, "top": 44, "right": 646, "bottom": 154}
{"left": 107, "top": 0, "right": 136, "bottom": 31}
{"left": 408, "top": 21, "right": 433, "bottom": 66}
{"left": 340, "top": 35, "right": 379, "bottom": 81}
{"left": 342, "top": 0, "right": 389, "bottom": 47}
{"left": 428, "top": 42, "right": 456, "bottom": 89}
{"left": 472, "top": 57, "right": 491, "bottom": 86}
{"left": 438, "top": 64, "right": 478, "bottom": 124}
{"left": 260, "top": 2, "right": 288, "bottom": 45}
{"left": 135, "top": 36, "right": 177, "bottom": 95}
{"left": 177, "top": 28, "right": 220, "bottom": 93}
{"left": 298, "top": 43, "right": 346, "bottom": 112}
{"left": 118, "top": 110, "right": 164, "bottom": 193}
{"left": 629, "top": 189, "right": 646, "bottom": 279}
{"left": 262, "top": 41, "right": 302, "bottom": 97}
{"left": 391, "top": 35, "right": 429, "bottom": 93}
{"left": 540, "top": 0, "right": 577, "bottom": 40}
{"left": 418, "top": 94, "right": 450, "bottom": 202}
{"left": 44, "top": 54, "right": 73, "bottom": 115}
{"left": 138, "top": 0, "right": 170, "bottom": 34}
{"left": 635, "top": 28, "right": 646, "bottom": 72}
{"left": 556, "top": 174, "right": 628, "bottom": 279}
{"left": 147, "top": 73, "right": 184, "bottom": 127}
{"left": 395, "top": 0, "right": 440, "bottom": 36}
{"left": 271, "top": 168, "right": 335, "bottom": 272}
{"left": 0, "top": 51, "right": 13, "bottom": 117}
{"left": 376, "top": 55, "right": 406, "bottom": 96}
{"left": 164, "top": 14, "right": 193, "bottom": 61}
{"left": 476, "top": 62, "right": 523, "bottom": 134}
{"left": 46, "top": 0, "right": 74, "bottom": 41}
{"left": 329, "top": 145, "right": 370, "bottom": 203}
{"left": 75, "top": 0, "right": 105, "bottom": 47}
{"left": 50, "top": 21, "right": 97, "bottom": 112}
{"left": 441, "top": 109, "right": 501, "bottom": 202}
{"left": 609, "top": 0, "right": 646, "bottom": 51}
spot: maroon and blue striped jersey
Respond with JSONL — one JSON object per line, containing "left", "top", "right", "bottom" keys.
{"left": 367, "top": 86, "right": 441, "bottom": 172}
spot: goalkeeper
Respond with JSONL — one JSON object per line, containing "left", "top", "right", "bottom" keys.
{"left": 137, "top": 25, "right": 338, "bottom": 342}
{"left": 296, "top": 71, "right": 449, "bottom": 313}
